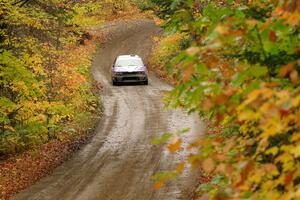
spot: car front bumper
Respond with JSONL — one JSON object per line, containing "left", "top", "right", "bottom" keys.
{"left": 113, "top": 73, "right": 148, "bottom": 82}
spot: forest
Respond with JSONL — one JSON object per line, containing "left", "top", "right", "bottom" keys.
{"left": 1, "top": 0, "right": 300, "bottom": 199}
{"left": 0, "top": 0, "right": 133, "bottom": 155}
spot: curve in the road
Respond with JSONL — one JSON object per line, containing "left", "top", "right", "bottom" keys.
{"left": 12, "top": 19, "right": 202, "bottom": 200}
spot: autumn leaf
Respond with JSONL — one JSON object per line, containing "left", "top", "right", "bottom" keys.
{"left": 240, "top": 161, "right": 254, "bottom": 183}
{"left": 279, "top": 63, "right": 294, "bottom": 77}
{"left": 4, "top": 125, "right": 15, "bottom": 132}
{"left": 290, "top": 70, "right": 298, "bottom": 84}
{"left": 202, "top": 99, "right": 213, "bottom": 111}
{"left": 285, "top": 172, "right": 294, "bottom": 186}
{"left": 183, "top": 66, "right": 194, "bottom": 81}
{"left": 246, "top": 19, "right": 258, "bottom": 25}
{"left": 269, "top": 30, "right": 277, "bottom": 42}
{"left": 167, "top": 137, "right": 182, "bottom": 153}
{"left": 154, "top": 181, "right": 164, "bottom": 190}
{"left": 215, "top": 93, "right": 228, "bottom": 105}
{"left": 215, "top": 25, "right": 229, "bottom": 35}
{"left": 202, "top": 158, "right": 215, "bottom": 173}
{"left": 176, "top": 163, "right": 185, "bottom": 174}
{"left": 186, "top": 47, "right": 200, "bottom": 56}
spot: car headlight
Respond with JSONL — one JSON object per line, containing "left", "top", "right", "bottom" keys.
{"left": 114, "top": 72, "right": 123, "bottom": 75}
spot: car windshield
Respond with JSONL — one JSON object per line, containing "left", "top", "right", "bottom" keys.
{"left": 115, "top": 58, "right": 143, "bottom": 67}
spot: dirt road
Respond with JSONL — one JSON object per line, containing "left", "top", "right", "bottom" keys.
{"left": 12, "top": 20, "right": 202, "bottom": 200}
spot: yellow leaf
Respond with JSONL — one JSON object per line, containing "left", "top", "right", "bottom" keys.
{"left": 265, "top": 147, "right": 279, "bottom": 156}
{"left": 242, "top": 89, "right": 262, "bottom": 106}
{"left": 250, "top": 169, "right": 264, "bottom": 183}
{"left": 291, "top": 146, "right": 300, "bottom": 157}
{"left": 176, "top": 163, "right": 185, "bottom": 174}
{"left": 263, "top": 164, "right": 279, "bottom": 177}
{"left": 4, "top": 125, "right": 15, "bottom": 132}
{"left": 275, "top": 153, "right": 293, "bottom": 164}
{"left": 292, "top": 96, "right": 300, "bottom": 107}
{"left": 290, "top": 133, "right": 300, "bottom": 142}
{"left": 215, "top": 25, "right": 229, "bottom": 35}
{"left": 276, "top": 155, "right": 295, "bottom": 172}
{"left": 261, "top": 180, "right": 275, "bottom": 191}
{"left": 266, "top": 190, "right": 281, "bottom": 200}
{"left": 260, "top": 117, "right": 284, "bottom": 139}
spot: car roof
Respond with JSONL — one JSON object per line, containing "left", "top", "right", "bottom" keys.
{"left": 117, "top": 55, "right": 142, "bottom": 60}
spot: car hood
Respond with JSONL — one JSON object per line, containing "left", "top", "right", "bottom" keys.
{"left": 114, "top": 66, "right": 146, "bottom": 72}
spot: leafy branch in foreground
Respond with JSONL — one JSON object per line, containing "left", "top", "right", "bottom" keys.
{"left": 149, "top": 0, "right": 300, "bottom": 199}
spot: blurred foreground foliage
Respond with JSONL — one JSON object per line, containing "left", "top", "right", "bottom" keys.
{"left": 147, "top": 0, "right": 300, "bottom": 199}
{"left": 0, "top": 0, "right": 133, "bottom": 155}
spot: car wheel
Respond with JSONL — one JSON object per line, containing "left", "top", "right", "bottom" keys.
{"left": 144, "top": 80, "right": 148, "bottom": 85}
{"left": 112, "top": 80, "right": 118, "bottom": 86}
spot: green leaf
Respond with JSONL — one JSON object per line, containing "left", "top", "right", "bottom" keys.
{"left": 232, "top": 73, "right": 247, "bottom": 87}
{"left": 151, "top": 133, "right": 172, "bottom": 145}
{"left": 197, "top": 183, "right": 213, "bottom": 192}
{"left": 248, "top": 65, "right": 268, "bottom": 78}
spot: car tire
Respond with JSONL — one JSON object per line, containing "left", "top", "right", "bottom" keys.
{"left": 144, "top": 80, "right": 148, "bottom": 85}
{"left": 112, "top": 80, "right": 118, "bottom": 86}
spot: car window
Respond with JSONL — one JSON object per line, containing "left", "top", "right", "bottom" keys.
{"left": 115, "top": 58, "right": 143, "bottom": 67}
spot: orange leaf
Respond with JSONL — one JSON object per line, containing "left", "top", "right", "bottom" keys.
{"left": 202, "top": 158, "right": 215, "bottom": 173}
{"left": 265, "top": 82, "right": 278, "bottom": 88}
{"left": 224, "top": 85, "right": 235, "bottom": 97}
{"left": 279, "top": 63, "right": 294, "bottom": 77}
{"left": 269, "top": 30, "right": 277, "bottom": 42}
{"left": 285, "top": 172, "right": 294, "bottom": 185}
{"left": 204, "top": 56, "right": 219, "bottom": 68}
{"left": 215, "top": 93, "right": 228, "bottom": 105}
{"left": 167, "top": 138, "right": 182, "bottom": 153}
{"left": 290, "top": 70, "right": 298, "bottom": 84}
{"left": 216, "top": 163, "right": 226, "bottom": 174}
{"left": 183, "top": 66, "right": 194, "bottom": 81}
{"left": 246, "top": 19, "right": 258, "bottom": 25}
{"left": 280, "top": 109, "right": 290, "bottom": 118}
{"left": 189, "top": 155, "right": 202, "bottom": 169}
{"left": 154, "top": 181, "right": 164, "bottom": 190}
{"left": 202, "top": 99, "right": 213, "bottom": 111}
{"left": 240, "top": 161, "right": 254, "bottom": 182}
{"left": 226, "top": 164, "right": 234, "bottom": 176}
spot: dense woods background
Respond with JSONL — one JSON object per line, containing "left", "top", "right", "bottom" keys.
{"left": 0, "top": 0, "right": 134, "bottom": 155}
